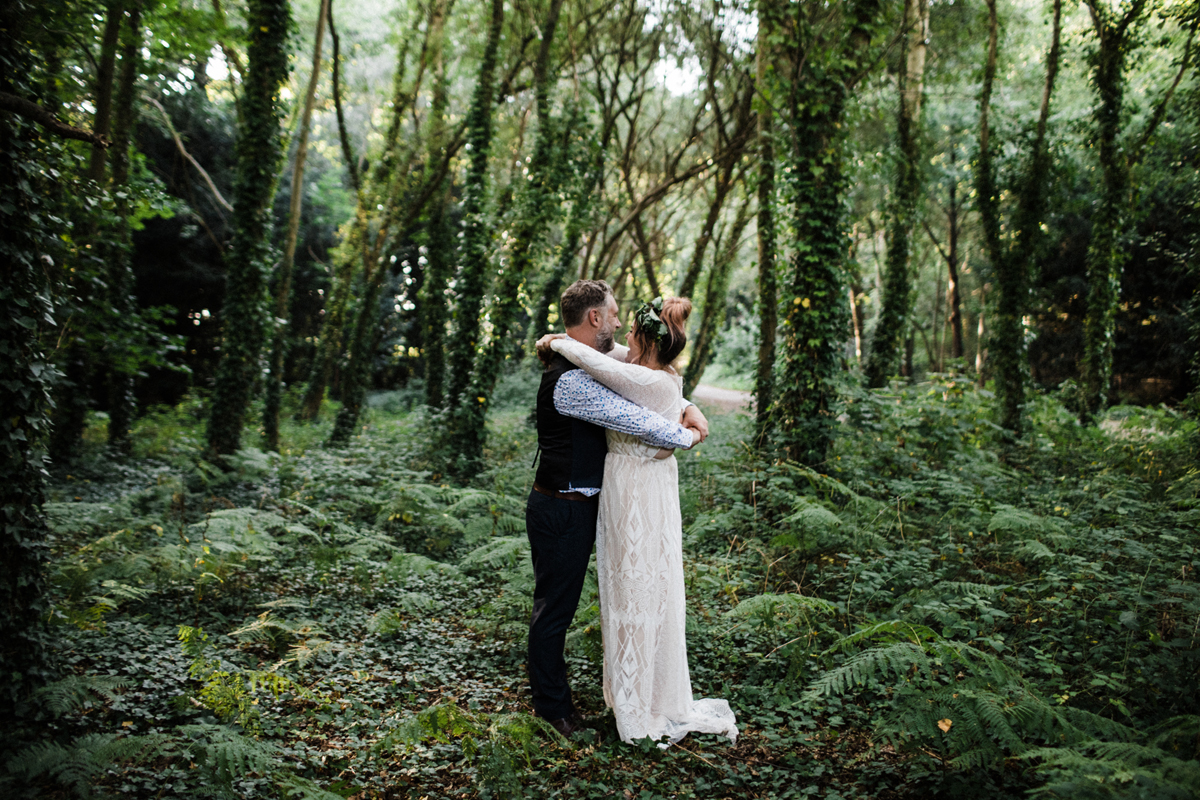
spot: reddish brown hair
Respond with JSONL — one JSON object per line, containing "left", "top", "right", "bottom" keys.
{"left": 633, "top": 296, "right": 692, "bottom": 365}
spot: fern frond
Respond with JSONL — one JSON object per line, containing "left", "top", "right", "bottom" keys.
{"left": 459, "top": 537, "right": 529, "bottom": 575}
{"left": 725, "top": 592, "right": 837, "bottom": 624}
{"left": 35, "top": 674, "right": 130, "bottom": 717}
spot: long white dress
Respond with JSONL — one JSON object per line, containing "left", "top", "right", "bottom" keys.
{"left": 550, "top": 338, "right": 738, "bottom": 746}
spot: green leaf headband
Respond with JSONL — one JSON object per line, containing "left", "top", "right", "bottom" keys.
{"left": 634, "top": 296, "right": 669, "bottom": 342}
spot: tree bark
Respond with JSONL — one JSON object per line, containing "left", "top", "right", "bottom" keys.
{"left": 1080, "top": 0, "right": 1150, "bottom": 422}
{"left": 105, "top": 0, "right": 142, "bottom": 455}
{"left": 443, "top": 0, "right": 506, "bottom": 413}
{"left": 205, "top": 0, "right": 292, "bottom": 457}
{"left": 87, "top": 1, "right": 122, "bottom": 182}
{"left": 754, "top": 0, "right": 779, "bottom": 448}
{"left": 263, "top": 0, "right": 330, "bottom": 452}
{"left": 683, "top": 194, "right": 752, "bottom": 396}
{"left": 864, "top": 0, "right": 927, "bottom": 387}
{"left": 448, "top": 0, "right": 566, "bottom": 474}
{"left": 776, "top": 0, "right": 883, "bottom": 467}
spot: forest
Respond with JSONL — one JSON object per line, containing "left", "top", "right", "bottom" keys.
{"left": 1, "top": 0, "right": 1198, "bottom": 796}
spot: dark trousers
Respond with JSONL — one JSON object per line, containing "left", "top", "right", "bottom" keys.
{"left": 525, "top": 488, "right": 598, "bottom": 721}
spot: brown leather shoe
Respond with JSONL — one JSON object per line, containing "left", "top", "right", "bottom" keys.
{"left": 548, "top": 715, "right": 582, "bottom": 738}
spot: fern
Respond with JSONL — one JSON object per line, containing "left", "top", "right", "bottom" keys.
{"left": 459, "top": 536, "right": 529, "bottom": 575}
{"left": 725, "top": 592, "right": 837, "bottom": 627}
{"left": 6, "top": 732, "right": 169, "bottom": 798}
{"left": 34, "top": 674, "right": 130, "bottom": 717}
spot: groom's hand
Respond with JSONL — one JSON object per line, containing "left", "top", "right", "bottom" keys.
{"left": 682, "top": 404, "right": 709, "bottom": 444}
{"left": 535, "top": 333, "right": 566, "bottom": 367}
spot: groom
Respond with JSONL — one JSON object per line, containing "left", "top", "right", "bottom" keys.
{"left": 525, "top": 279, "right": 708, "bottom": 737}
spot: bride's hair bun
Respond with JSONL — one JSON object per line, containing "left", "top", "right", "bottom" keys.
{"left": 656, "top": 297, "right": 692, "bottom": 364}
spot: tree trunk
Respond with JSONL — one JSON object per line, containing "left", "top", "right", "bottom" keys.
{"left": 945, "top": 153, "right": 963, "bottom": 359}
{"left": 443, "top": 0, "right": 505, "bottom": 413}
{"left": 448, "top": 0, "right": 565, "bottom": 474}
{"left": 327, "top": 0, "right": 358, "bottom": 193}
{"left": 263, "top": 0, "right": 330, "bottom": 452}
{"left": 975, "top": 0, "right": 1062, "bottom": 433}
{"left": 419, "top": 0, "right": 456, "bottom": 410}
{"left": 528, "top": 100, "right": 605, "bottom": 348}
{"left": 1080, "top": 0, "right": 1148, "bottom": 422}
{"left": 776, "top": 0, "right": 882, "bottom": 467}
{"left": 105, "top": 0, "right": 142, "bottom": 455}
{"left": 205, "top": 0, "right": 292, "bottom": 457}
{"left": 87, "top": 1, "right": 122, "bottom": 183}
{"left": 864, "top": 0, "right": 927, "bottom": 388}
{"left": 754, "top": 0, "right": 779, "bottom": 448}
{"left": 0, "top": 0, "right": 55, "bottom": 712}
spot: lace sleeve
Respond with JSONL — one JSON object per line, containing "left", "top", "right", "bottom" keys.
{"left": 550, "top": 338, "right": 678, "bottom": 415}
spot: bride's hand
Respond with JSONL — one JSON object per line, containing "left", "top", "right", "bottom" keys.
{"left": 534, "top": 333, "right": 567, "bottom": 366}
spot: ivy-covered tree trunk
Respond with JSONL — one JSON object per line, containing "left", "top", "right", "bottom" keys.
{"left": 105, "top": 0, "right": 142, "bottom": 454}
{"left": 0, "top": 0, "right": 56, "bottom": 710}
{"left": 754, "top": 0, "right": 779, "bottom": 448}
{"left": 205, "top": 0, "right": 292, "bottom": 457}
{"left": 975, "top": 0, "right": 1062, "bottom": 434}
{"left": 443, "top": 0, "right": 505, "bottom": 413}
{"left": 418, "top": 0, "right": 455, "bottom": 410}
{"left": 1079, "top": 0, "right": 1148, "bottom": 422}
{"left": 264, "top": 0, "right": 330, "bottom": 452}
{"left": 864, "top": 0, "right": 927, "bottom": 388}
{"left": 775, "top": 0, "right": 882, "bottom": 467}
{"left": 448, "top": 0, "right": 565, "bottom": 474}
{"left": 528, "top": 101, "right": 601, "bottom": 348}
{"left": 48, "top": 0, "right": 123, "bottom": 463}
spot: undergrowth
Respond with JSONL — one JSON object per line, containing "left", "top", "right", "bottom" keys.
{"left": 4, "top": 367, "right": 1198, "bottom": 799}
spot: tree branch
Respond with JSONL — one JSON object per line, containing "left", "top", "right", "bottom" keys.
{"left": 1129, "top": 15, "right": 1197, "bottom": 168}
{"left": 146, "top": 97, "right": 233, "bottom": 213}
{"left": 0, "top": 91, "right": 108, "bottom": 147}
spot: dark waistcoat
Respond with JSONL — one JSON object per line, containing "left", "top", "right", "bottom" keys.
{"left": 534, "top": 353, "right": 607, "bottom": 492}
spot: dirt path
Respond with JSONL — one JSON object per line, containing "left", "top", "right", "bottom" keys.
{"left": 691, "top": 383, "right": 754, "bottom": 414}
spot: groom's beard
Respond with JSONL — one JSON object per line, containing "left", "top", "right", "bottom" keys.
{"left": 595, "top": 331, "right": 615, "bottom": 354}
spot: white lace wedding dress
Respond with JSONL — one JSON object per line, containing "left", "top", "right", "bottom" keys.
{"left": 550, "top": 338, "right": 738, "bottom": 746}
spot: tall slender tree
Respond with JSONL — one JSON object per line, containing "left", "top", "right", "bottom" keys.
{"left": 419, "top": 0, "right": 457, "bottom": 411}
{"left": 448, "top": 0, "right": 566, "bottom": 473}
{"left": 444, "top": 0, "right": 506, "bottom": 412}
{"left": 682, "top": 191, "right": 753, "bottom": 396}
{"left": 754, "top": 0, "right": 780, "bottom": 447}
{"left": 1079, "top": 0, "right": 1193, "bottom": 420}
{"left": 864, "top": 0, "right": 929, "bottom": 387}
{"left": 263, "top": 0, "right": 331, "bottom": 452}
{"left": 977, "top": 0, "right": 1062, "bottom": 434}
{"left": 0, "top": 0, "right": 71, "bottom": 710}
{"left": 205, "top": 0, "right": 292, "bottom": 457}
{"left": 774, "top": 0, "right": 883, "bottom": 466}
{"left": 105, "top": 0, "right": 142, "bottom": 454}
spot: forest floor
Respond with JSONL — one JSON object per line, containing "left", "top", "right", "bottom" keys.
{"left": 6, "top": 370, "right": 1199, "bottom": 800}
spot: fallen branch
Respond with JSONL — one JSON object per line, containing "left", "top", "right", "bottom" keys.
{"left": 147, "top": 97, "right": 233, "bottom": 213}
{"left": 0, "top": 91, "right": 108, "bottom": 147}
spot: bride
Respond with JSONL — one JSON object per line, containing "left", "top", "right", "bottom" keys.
{"left": 548, "top": 296, "right": 738, "bottom": 747}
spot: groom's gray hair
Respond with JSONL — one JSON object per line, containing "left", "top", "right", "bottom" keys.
{"left": 560, "top": 280, "right": 613, "bottom": 327}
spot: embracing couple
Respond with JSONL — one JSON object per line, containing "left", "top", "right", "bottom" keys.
{"left": 525, "top": 279, "right": 738, "bottom": 747}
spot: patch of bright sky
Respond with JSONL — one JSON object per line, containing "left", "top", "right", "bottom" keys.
{"left": 645, "top": 0, "right": 757, "bottom": 96}
{"left": 205, "top": 46, "right": 230, "bottom": 82}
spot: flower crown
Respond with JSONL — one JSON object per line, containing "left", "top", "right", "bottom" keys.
{"left": 634, "top": 296, "right": 669, "bottom": 342}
